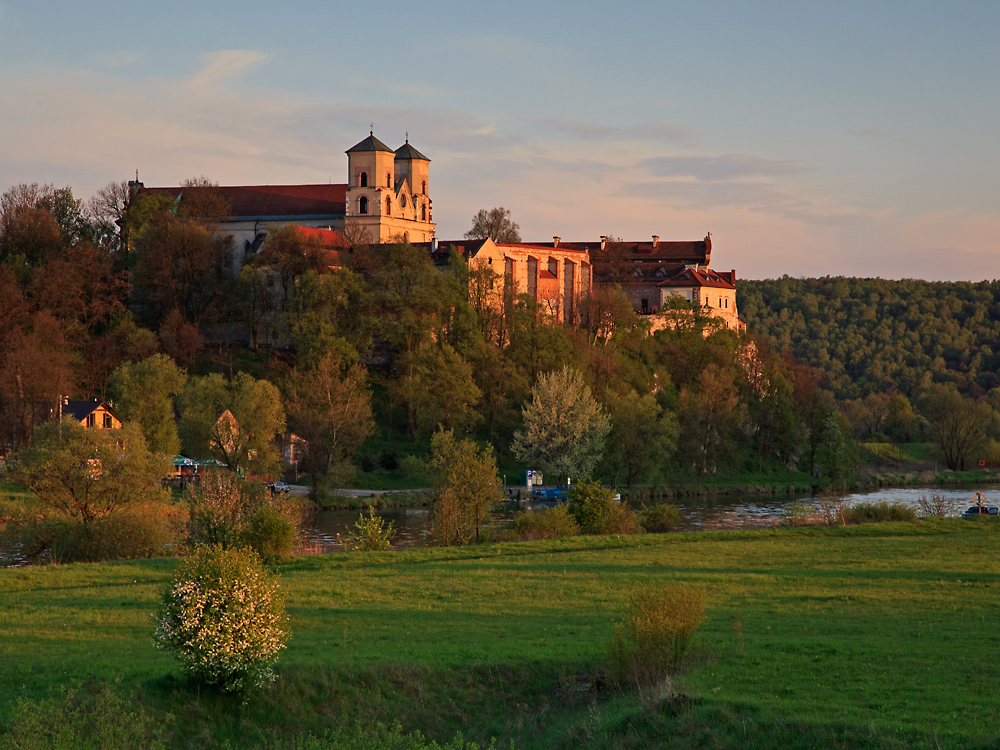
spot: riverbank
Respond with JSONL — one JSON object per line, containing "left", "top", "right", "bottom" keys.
{"left": 2, "top": 519, "right": 998, "bottom": 749}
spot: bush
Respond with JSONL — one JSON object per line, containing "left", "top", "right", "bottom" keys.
{"left": 399, "top": 454, "right": 431, "bottom": 483}
{"left": 917, "top": 492, "right": 951, "bottom": 517}
{"left": 844, "top": 501, "right": 916, "bottom": 524}
{"left": 340, "top": 507, "right": 396, "bottom": 551}
{"left": 4, "top": 501, "right": 183, "bottom": 564}
{"left": 639, "top": 503, "right": 682, "bottom": 533}
{"left": 783, "top": 500, "right": 819, "bottom": 527}
{"left": 153, "top": 545, "right": 288, "bottom": 693}
{"left": 0, "top": 684, "right": 167, "bottom": 750}
{"left": 511, "top": 503, "right": 579, "bottom": 540}
{"left": 186, "top": 472, "right": 304, "bottom": 559}
{"left": 568, "top": 482, "right": 641, "bottom": 535}
{"left": 607, "top": 584, "right": 706, "bottom": 690}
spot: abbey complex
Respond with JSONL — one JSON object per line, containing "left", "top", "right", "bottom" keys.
{"left": 137, "top": 132, "right": 743, "bottom": 333}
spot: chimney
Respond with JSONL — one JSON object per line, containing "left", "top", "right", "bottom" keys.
{"left": 553, "top": 236, "right": 560, "bottom": 248}
{"left": 652, "top": 235, "right": 659, "bottom": 249}
{"left": 600, "top": 235, "right": 607, "bottom": 250}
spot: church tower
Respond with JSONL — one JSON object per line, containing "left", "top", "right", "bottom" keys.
{"left": 345, "top": 132, "right": 435, "bottom": 243}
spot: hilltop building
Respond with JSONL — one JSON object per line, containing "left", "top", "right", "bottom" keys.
{"left": 133, "top": 132, "right": 740, "bottom": 332}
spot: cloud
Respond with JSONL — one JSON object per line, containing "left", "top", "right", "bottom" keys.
{"left": 517, "top": 116, "right": 700, "bottom": 145}
{"left": 101, "top": 52, "right": 141, "bottom": 68}
{"left": 188, "top": 50, "right": 271, "bottom": 90}
{"left": 638, "top": 153, "right": 810, "bottom": 181}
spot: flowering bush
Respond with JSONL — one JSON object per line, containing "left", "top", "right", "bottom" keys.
{"left": 153, "top": 545, "right": 288, "bottom": 693}
{"left": 186, "top": 471, "right": 304, "bottom": 560}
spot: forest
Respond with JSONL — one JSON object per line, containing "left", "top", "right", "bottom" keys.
{"left": 1, "top": 180, "right": 999, "bottom": 508}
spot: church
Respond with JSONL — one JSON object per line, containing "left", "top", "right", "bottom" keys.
{"left": 136, "top": 132, "right": 741, "bottom": 331}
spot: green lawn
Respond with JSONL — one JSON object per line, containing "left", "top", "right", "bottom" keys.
{"left": 1, "top": 520, "right": 999, "bottom": 748}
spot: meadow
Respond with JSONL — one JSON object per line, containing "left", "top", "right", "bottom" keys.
{"left": 1, "top": 519, "right": 999, "bottom": 748}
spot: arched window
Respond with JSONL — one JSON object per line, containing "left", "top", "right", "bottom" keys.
{"left": 385, "top": 196, "right": 391, "bottom": 215}
{"left": 386, "top": 173, "right": 391, "bottom": 188}
{"left": 400, "top": 195, "right": 406, "bottom": 208}
{"left": 421, "top": 204, "right": 426, "bottom": 220}
{"left": 421, "top": 180, "right": 426, "bottom": 194}
{"left": 359, "top": 196, "right": 368, "bottom": 215}
{"left": 359, "top": 171, "right": 368, "bottom": 187}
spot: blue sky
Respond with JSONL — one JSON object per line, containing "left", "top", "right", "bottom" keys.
{"left": 1, "top": 0, "right": 997, "bottom": 280}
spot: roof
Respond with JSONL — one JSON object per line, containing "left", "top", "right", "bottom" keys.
{"left": 294, "top": 225, "right": 345, "bottom": 247}
{"left": 140, "top": 184, "right": 347, "bottom": 221}
{"left": 346, "top": 133, "right": 395, "bottom": 154}
{"left": 656, "top": 267, "right": 736, "bottom": 290}
{"left": 63, "top": 400, "right": 121, "bottom": 423}
{"left": 395, "top": 141, "right": 430, "bottom": 162}
{"left": 559, "top": 237, "right": 711, "bottom": 264}
{"left": 496, "top": 242, "right": 589, "bottom": 255}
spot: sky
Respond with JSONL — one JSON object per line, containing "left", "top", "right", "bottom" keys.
{"left": 1, "top": 1, "right": 997, "bottom": 281}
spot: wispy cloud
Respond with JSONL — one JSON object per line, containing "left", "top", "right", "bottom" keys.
{"left": 638, "top": 153, "right": 810, "bottom": 181}
{"left": 518, "top": 116, "right": 700, "bottom": 145}
{"left": 101, "top": 52, "right": 141, "bottom": 68}
{"left": 188, "top": 50, "right": 271, "bottom": 90}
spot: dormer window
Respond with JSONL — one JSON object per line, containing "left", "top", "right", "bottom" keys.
{"left": 359, "top": 171, "right": 368, "bottom": 187}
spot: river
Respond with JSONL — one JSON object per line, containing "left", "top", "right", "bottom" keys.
{"left": 300, "top": 486, "right": 997, "bottom": 554}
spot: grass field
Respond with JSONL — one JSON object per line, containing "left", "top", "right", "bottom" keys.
{"left": 1, "top": 519, "right": 999, "bottom": 748}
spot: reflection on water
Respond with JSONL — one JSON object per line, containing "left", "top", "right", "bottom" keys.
{"left": 299, "top": 486, "right": 997, "bottom": 555}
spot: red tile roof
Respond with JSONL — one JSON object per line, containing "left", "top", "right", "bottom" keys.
{"left": 141, "top": 184, "right": 347, "bottom": 220}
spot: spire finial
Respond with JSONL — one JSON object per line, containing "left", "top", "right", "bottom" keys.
{"left": 405, "top": 131, "right": 409, "bottom": 143}
{"left": 370, "top": 123, "right": 374, "bottom": 136}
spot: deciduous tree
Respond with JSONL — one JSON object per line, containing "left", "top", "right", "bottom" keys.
{"left": 512, "top": 366, "right": 611, "bottom": 483}
{"left": 430, "top": 429, "right": 504, "bottom": 545}
{"left": 108, "top": 354, "right": 188, "bottom": 456}
{"left": 464, "top": 207, "right": 521, "bottom": 244}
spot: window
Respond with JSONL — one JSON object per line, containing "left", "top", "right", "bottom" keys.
{"left": 359, "top": 196, "right": 368, "bottom": 214}
{"left": 385, "top": 196, "right": 391, "bottom": 215}
{"left": 103, "top": 414, "right": 113, "bottom": 428}
{"left": 725, "top": 298, "right": 729, "bottom": 309}
{"left": 86, "top": 414, "right": 95, "bottom": 427}
{"left": 421, "top": 180, "right": 426, "bottom": 194}
{"left": 421, "top": 204, "right": 426, "bottom": 220}
{"left": 400, "top": 195, "right": 406, "bottom": 208}
{"left": 359, "top": 171, "right": 368, "bottom": 187}
{"left": 386, "top": 173, "right": 391, "bottom": 188}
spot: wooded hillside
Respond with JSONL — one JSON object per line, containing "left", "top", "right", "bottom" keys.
{"left": 740, "top": 277, "right": 1000, "bottom": 401}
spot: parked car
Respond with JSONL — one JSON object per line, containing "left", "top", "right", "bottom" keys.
{"left": 962, "top": 505, "right": 999, "bottom": 517}
{"left": 272, "top": 481, "right": 290, "bottom": 493}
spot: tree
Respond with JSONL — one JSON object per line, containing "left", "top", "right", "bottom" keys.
{"left": 676, "top": 364, "right": 743, "bottom": 479}
{"left": 512, "top": 366, "right": 611, "bottom": 483}
{"left": 283, "top": 354, "right": 374, "bottom": 488}
{"left": 410, "top": 343, "right": 482, "bottom": 437}
{"left": 602, "top": 389, "right": 679, "bottom": 487}
{"left": 430, "top": 429, "right": 504, "bottom": 545}
{"left": 918, "top": 384, "right": 993, "bottom": 470}
{"left": 464, "top": 207, "right": 521, "bottom": 244}
{"left": 86, "top": 180, "right": 132, "bottom": 255}
{"left": 108, "top": 354, "right": 188, "bottom": 456}
{"left": 7, "top": 421, "right": 170, "bottom": 527}
{"left": 178, "top": 373, "right": 285, "bottom": 475}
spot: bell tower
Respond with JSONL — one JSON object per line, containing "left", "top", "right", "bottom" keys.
{"left": 345, "top": 131, "right": 435, "bottom": 243}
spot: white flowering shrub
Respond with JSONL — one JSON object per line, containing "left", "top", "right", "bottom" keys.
{"left": 153, "top": 545, "right": 288, "bottom": 693}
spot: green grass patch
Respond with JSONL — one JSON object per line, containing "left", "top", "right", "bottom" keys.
{"left": 2, "top": 521, "right": 999, "bottom": 748}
